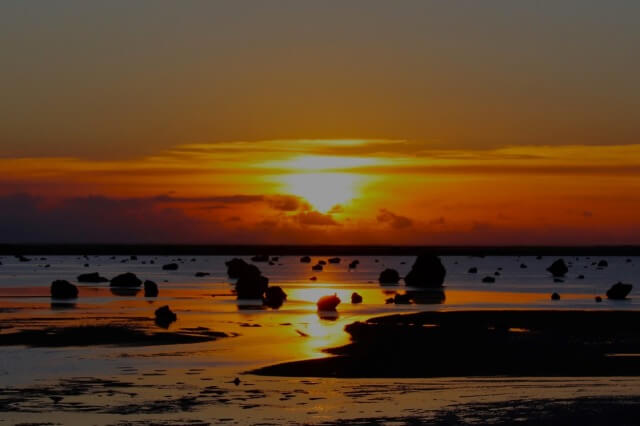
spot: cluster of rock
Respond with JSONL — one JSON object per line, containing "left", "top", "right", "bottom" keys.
{"left": 225, "top": 258, "right": 286, "bottom": 308}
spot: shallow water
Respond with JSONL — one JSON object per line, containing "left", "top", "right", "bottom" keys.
{"left": 0, "top": 254, "right": 639, "bottom": 424}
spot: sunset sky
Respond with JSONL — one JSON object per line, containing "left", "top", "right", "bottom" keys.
{"left": 2, "top": 1, "right": 640, "bottom": 244}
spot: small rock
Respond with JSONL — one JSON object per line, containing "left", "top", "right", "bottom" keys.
{"left": 317, "top": 294, "right": 341, "bottom": 311}
{"left": 51, "top": 280, "right": 78, "bottom": 299}
{"left": 251, "top": 254, "right": 270, "bottom": 262}
{"left": 328, "top": 257, "right": 341, "bottom": 264}
{"left": 110, "top": 272, "right": 142, "bottom": 287}
{"left": 144, "top": 280, "right": 158, "bottom": 297}
{"left": 482, "top": 276, "right": 495, "bottom": 283}
{"left": 154, "top": 305, "right": 177, "bottom": 328}
{"left": 300, "top": 256, "right": 312, "bottom": 263}
{"left": 606, "top": 282, "right": 633, "bottom": 300}
{"left": 194, "top": 272, "right": 210, "bottom": 277}
{"left": 351, "top": 292, "right": 363, "bottom": 304}
{"left": 551, "top": 292, "right": 560, "bottom": 301}
{"left": 547, "top": 259, "right": 569, "bottom": 277}
{"left": 468, "top": 267, "right": 478, "bottom": 274}
{"left": 77, "top": 272, "right": 109, "bottom": 283}
{"left": 378, "top": 268, "right": 400, "bottom": 284}
{"left": 595, "top": 296, "right": 602, "bottom": 303}
{"left": 162, "top": 263, "right": 179, "bottom": 271}
{"left": 312, "top": 264, "right": 323, "bottom": 271}
{"left": 264, "top": 286, "right": 287, "bottom": 309}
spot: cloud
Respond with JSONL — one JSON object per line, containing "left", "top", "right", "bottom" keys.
{"left": 376, "top": 209, "right": 413, "bottom": 229}
{"left": 292, "top": 211, "right": 339, "bottom": 226}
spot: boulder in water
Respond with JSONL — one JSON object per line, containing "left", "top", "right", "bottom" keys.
{"left": 194, "top": 272, "right": 210, "bottom": 277}
{"left": 162, "top": 263, "right": 179, "bottom": 271}
{"left": 378, "top": 268, "right": 400, "bottom": 284}
{"left": 551, "top": 292, "right": 561, "bottom": 301}
{"left": 263, "top": 286, "right": 287, "bottom": 309}
{"left": 144, "top": 280, "right": 158, "bottom": 297}
{"left": 597, "top": 260, "right": 609, "bottom": 268}
{"left": 606, "top": 282, "right": 632, "bottom": 300}
{"left": 154, "top": 305, "right": 177, "bottom": 328}
{"left": 235, "top": 264, "right": 269, "bottom": 299}
{"left": 404, "top": 255, "right": 446, "bottom": 287}
{"left": 328, "top": 257, "right": 341, "bottom": 264}
{"left": 110, "top": 273, "right": 142, "bottom": 287}
{"left": 226, "top": 258, "right": 250, "bottom": 279}
{"left": 312, "top": 264, "right": 323, "bottom": 271}
{"left": 51, "top": 280, "right": 78, "bottom": 299}
{"left": 546, "top": 259, "right": 568, "bottom": 277}
{"left": 300, "top": 256, "right": 312, "bottom": 263}
{"left": 251, "top": 254, "right": 269, "bottom": 262}
{"left": 317, "top": 294, "right": 341, "bottom": 311}
{"left": 482, "top": 276, "right": 495, "bottom": 283}
{"left": 351, "top": 292, "right": 363, "bottom": 304}
{"left": 468, "top": 267, "right": 478, "bottom": 274}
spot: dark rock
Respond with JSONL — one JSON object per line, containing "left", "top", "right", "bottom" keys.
{"left": 77, "top": 272, "right": 109, "bottom": 283}
{"left": 268, "top": 261, "right": 275, "bottom": 265}
{"left": 547, "top": 259, "right": 569, "bottom": 277}
{"left": 318, "top": 260, "right": 327, "bottom": 265}
{"left": 606, "top": 282, "right": 633, "bottom": 300}
{"left": 393, "top": 293, "right": 412, "bottom": 304}
{"left": 155, "top": 305, "right": 177, "bottom": 328}
{"left": 578, "top": 275, "right": 585, "bottom": 279}
{"left": 312, "top": 264, "right": 323, "bottom": 271}
{"left": 595, "top": 296, "right": 603, "bottom": 303}
{"left": 162, "top": 263, "right": 179, "bottom": 271}
{"left": 251, "top": 254, "right": 270, "bottom": 262}
{"left": 144, "top": 280, "right": 159, "bottom": 297}
{"left": 554, "top": 278, "right": 564, "bottom": 283}
{"left": 626, "top": 258, "right": 632, "bottom": 263}
{"left": 226, "top": 258, "right": 250, "bottom": 279}
{"left": 300, "top": 256, "right": 312, "bottom": 263}
{"left": 271, "top": 256, "right": 280, "bottom": 262}
{"left": 130, "top": 255, "right": 138, "bottom": 260}
{"left": 264, "top": 286, "right": 287, "bottom": 309}
{"left": 16, "top": 255, "right": 31, "bottom": 262}
{"left": 379, "top": 268, "right": 400, "bottom": 284}
{"left": 351, "top": 292, "right": 363, "bottom": 304}
{"left": 194, "top": 272, "right": 210, "bottom": 277}
{"left": 51, "top": 280, "right": 78, "bottom": 299}
{"left": 468, "top": 267, "right": 478, "bottom": 274}
{"left": 349, "top": 260, "right": 359, "bottom": 269}
{"left": 328, "top": 257, "right": 341, "bottom": 264}
{"left": 83, "top": 263, "right": 89, "bottom": 267}
{"left": 385, "top": 297, "right": 394, "bottom": 304}
{"left": 482, "top": 276, "right": 495, "bottom": 283}
{"left": 310, "top": 276, "right": 317, "bottom": 281}
{"left": 235, "top": 264, "right": 269, "bottom": 299}
{"left": 494, "top": 272, "right": 501, "bottom": 276}
{"left": 520, "top": 264, "right": 527, "bottom": 269}
{"left": 110, "top": 272, "right": 142, "bottom": 287}
{"left": 597, "top": 260, "right": 609, "bottom": 268}
{"left": 404, "top": 255, "right": 446, "bottom": 288}
{"left": 536, "top": 255, "right": 543, "bottom": 260}
{"left": 317, "top": 294, "right": 341, "bottom": 311}
{"left": 374, "top": 259, "right": 379, "bottom": 263}
{"left": 551, "top": 292, "right": 561, "bottom": 301}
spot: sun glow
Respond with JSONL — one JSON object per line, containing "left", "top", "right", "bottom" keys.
{"left": 279, "top": 172, "right": 367, "bottom": 212}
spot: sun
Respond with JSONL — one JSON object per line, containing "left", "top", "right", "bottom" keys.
{"left": 279, "top": 172, "right": 364, "bottom": 212}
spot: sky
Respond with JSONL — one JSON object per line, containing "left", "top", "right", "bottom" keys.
{"left": 1, "top": 1, "right": 640, "bottom": 244}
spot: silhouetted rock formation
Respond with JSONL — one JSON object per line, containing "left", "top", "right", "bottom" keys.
{"left": 520, "top": 264, "right": 528, "bottom": 269}
{"left": 378, "top": 268, "right": 400, "bottom": 284}
{"left": 312, "top": 264, "right": 323, "bottom": 271}
{"left": 16, "top": 255, "right": 30, "bottom": 262}
{"left": 226, "top": 258, "right": 249, "bottom": 279}
{"left": 468, "top": 267, "right": 478, "bottom": 274}
{"left": 77, "top": 272, "right": 109, "bottom": 283}
{"left": 51, "top": 280, "right": 78, "bottom": 299}
{"left": 547, "top": 259, "right": 568, "bottom": 277}
{"left": 598, "top": 260, "right": 609, "bottom": 268}
{"left": 351, "top": 292, "right": 363, "bottom": 304}
{"left": 317, "top": 294, "right": 341, "bottom": 311}
{"left": 162, "top": 263, "right": 179, "bottom": 271}
{"left": 404, "top": 255, "right": 446, "bottom": 287}
{"left": 318, "top": 260, "right": 327, "bottom": 265}
{"left": 144, "top": 280, "right": 158, "bottom": 297}
{"left": 251, "top": 254, "right": 269, "bottom": 262}
{"left": 607, "top": 282, "right": 633, "bottom": 300}
{"left": 110, "top": 272, "right": 142, "bottom": 287}
{"left": 300, "top": 256, "right": 311, "bottom": 263}
{"left": 349, "top": 260, "right": 359, "bottom": 269}
{"left": 482, "top": 276, "right": 496, "bottom": 283}
{"left": 578, "top": 275, "right": 585, "bottom": 279}
{"left": 235, "top": 263, "right": 269, "bottom": 299}
{"left": 155, "top": 305, "right": 177, "bottom": 328}
{"left": 194, "top": 272, "right": 210, "bottom": 277}
{"left": 551, "top": 292, "right": 561, "bottom": 301}
{"left": 310, "top": 276, "right": 317, "bottom": 281}
{"left": 263, "top": 286, "right": 287, "bottom": 309}
{"left": 595, "top": 296, "right": 603, "bottom": 303}
{"left": 328, "top": 257, "right": 341, "bottom": 264}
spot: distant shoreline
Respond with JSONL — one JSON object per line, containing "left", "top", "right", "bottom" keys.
{"left": 1, "top": 244, "right": 640, "bottom": 256}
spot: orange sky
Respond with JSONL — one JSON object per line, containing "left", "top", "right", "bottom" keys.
{"left": 3, "top": 140, "right": 640, "bottom": 244}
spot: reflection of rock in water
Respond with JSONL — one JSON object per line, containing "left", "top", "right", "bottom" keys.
{"left": 317, "top": 310, "right": 339, "bottom": 321}
{"left": 50, "top": 302, "right": 76, "bottom": 310}
{"left": 110, "top": 287, "right": 141, "bottom": 297}
{"left": 385, "top": 288, "right": 446, "bottom": 305}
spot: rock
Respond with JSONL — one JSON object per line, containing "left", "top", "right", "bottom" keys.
{"left": 300, "top": 256, "right": 312, "bottom": 263}
{"left": 77, "top": 272, "right": 109, "bottom": 283}
{"left": 110, "top": 272, "right": 142, "bottom": 287}
{"left": 16, "top": 255, "right": 31, "bottom": 262}
{"left": 374, "top": 259, "right": 379, "bottom": 263}
{"left": 328, "top": 257, "right": 341, "bottom": 264}
{"left": 130, "top": 255, "right": 138, "bottom": 260}
{"left": 263, "top": 286, "right": 287, "bottom": 309}
{"left": 546, "top": 259, "right": 569, "bottom": 277}
{"left": 551, "top": 292, "right": 561, "bottom": 301}
{"left": 235, "top": 264, "right": 269, "bottom": 299}
{"left": 393, "top": 293, "right": 412, "bottom": 304}
{"left": 351, "top": 292, "right": 363, "bottom": 304}
{"left": 626, "top": 258, "right": 632, "bottom": 263}
{"left": 554, "top": 278, "right": 564, "bottom": 283}
{"left": 310, "top": 276, "right": 317, "bottom": 281}
{"left": 317, "top": 294, "right": 341, "bottom": 311}
{"left": 312, "top": 264, "right": 323, "bottom": 271}
{"left": 144, "top": 280, "right": 159, "bottom": 297}
{"left": 494, "top": 271, "right": 501, "bottom": 276}
{"left": 194, "top": 272, "right": 210, "bottom": 277}
{"left": 378, "top": 268, "right": 400, "bottom": 284}
{"left": 595, "top": 296, "right": 602, "bottom": 303}
{"left": 468, "top": 267, "right": 478, "bottom": 274}
{"left": 597, "top": 260, "right": 609, "bottom": 268}
{"left": 51, "top": 280, "right": 78, "bottom": 299}
{"left": 385, "top": 297, "right": 394, "bottom": 304}
{"left": 349, "top": 260, "right": 360, "bottom": 269}
{"left": 251, "top": 254, "right": 270, "bottom": 262}
{"left": 271, "top": 256, "right": 279, "bottom": 262}
{"left": 577, "top": 275, "right": 585, "bottom": 279}
{"left": 318, "top": 260, "right": 327, "bottom": 265}
{"left": 162, "top": 263, "right": 179, "bottom": 271}
{"left": 606, "top": 282, "right": 633, "bottom": 300}
{"left": 268, "top": 261, "right": 275, "bottom": 265}
{"left": 154, "top": 305, "right": 177, "bottom": 328}
{"left": 226, "top": 258, "right": 250, "bottom": 279}
{"left": 482, "top": 276, "right": 495, "bottom": 283}
{"left": 520, "top": 264, "right": 528, "bottom": 269}
{"left": 404, "top": 255, "right": 446, "bottom": 288}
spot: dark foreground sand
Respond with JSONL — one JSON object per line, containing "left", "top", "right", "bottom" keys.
{"left": 252, "top": 310, "right": 640, "bottom": 377}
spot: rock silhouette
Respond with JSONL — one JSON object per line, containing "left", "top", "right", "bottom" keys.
{"left": 155, "top": 305, "right": 177, "bottom": 328}
{"left": 235, "top": 263, "right": 269, "bottom": 299}
{"left": 77, "top": 272, "right": 109, "bottom": 283}
{"left": 404, "top": 255, "right": 446, "bottom": 287}
{"left": 251, "top": 254, "right": 269, "bottom": 262}
{"left": 547, "top": 259, "right": 569, "bottom": 277}
{"left": 144, "top": 280, "right": 159, "bottom": 297}
{"left": 606, "top": 282, "right": 633, "bottom": 300}
{"left": 51, "top": 280, "right": 78, "bottom": 299}
{"left": 263, "top": 286, "right": 287, "bottom": 309}
{"left": 226, "top": 258, "right": 249, "bottom": 279}
{"left": 597, "top": 260, "right": 609, "bottom": 268}
{"left": 551, "top": 292, "right": 561, "bottom": 301}
{"left": 482, "top": 276, "right": 496, "bottom": 283}
{"left": 194, "top": 272, "right": 210, "bottom": 277}
{"left": 468, "top": 267, "right": 478, "bottom": 274}
{"left": 378, "top": 268, "right": 400, "bottom": 284}
{"left": 317, "top": 294, "right": 341, "bottom": 311}
{"left": 110, "top": 272, "right": 142, "bottom": 287}
{"left": 349, "top": 260, "right": 359, "bottom": 269}
{"left": 328, "top": 257, "right": 341, "bottom": 264}
{"left": 300, "top": 256, "right": 311, "bottom": 263}
{"left": 312, "top": 264, "right": 323, "bottom": 271}
{"left": 351, "top": 292, "right": 363, "bottom": 304}
{"left": 162, "top": 263, "right": 179, "bottom": 271}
